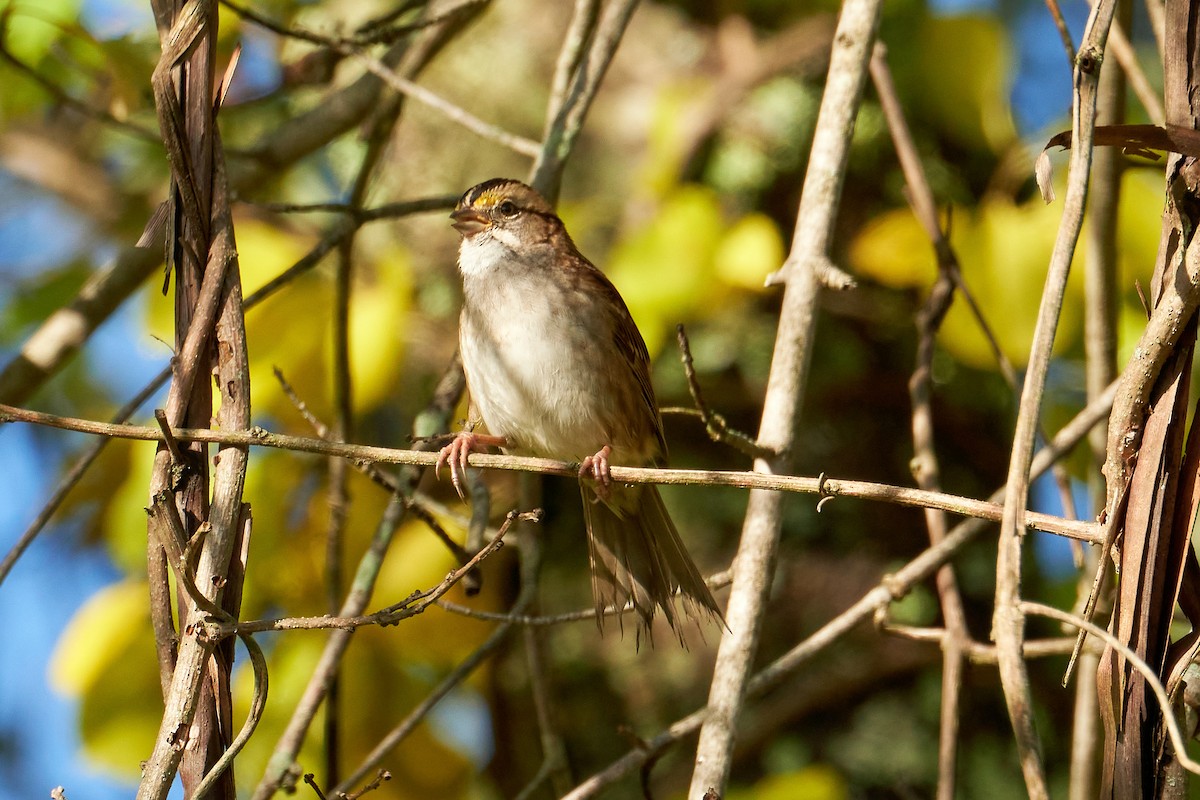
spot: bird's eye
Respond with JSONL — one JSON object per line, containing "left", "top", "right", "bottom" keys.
{"left": 497, "top": 200, "right": 518, "bottom": 217}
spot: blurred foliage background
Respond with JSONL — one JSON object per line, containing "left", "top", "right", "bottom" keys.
{"left": 0, "top": 0, "right": 1170, "bottom": 797}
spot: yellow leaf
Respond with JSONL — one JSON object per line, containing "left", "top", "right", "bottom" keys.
{"left": 715, "top": 213, "right": 785, "bottom": 289}
{"left": 50, "top": 580, "right": 147, "bottom": 696}
{"left": 848, "top": 178, "right": 1158, "bottom": 368}
{"left": 727, "top": 765, "right": 848, "bottom": 800}
{"left": 937, "top": 196, "right": 1076, "bottom": 368}
{"left": 97, "top": 439, "right": 157, "bottom": 574}
{"left": 607, "top": 186, "right": 724, "bottom": 353}
{"left": 914, "top": 15, "right": 1016, "bottom": 152}
{"left": 346, "top": 248, "right": 413, "bottom": 412}
{"left": 51, "top": 580, "right": 161, "bottom": 777}
{"left": 847, "top": 210, "right": 937, "bottom": 288}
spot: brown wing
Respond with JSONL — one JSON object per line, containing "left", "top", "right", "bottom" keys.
{"left": 568, "top": 256, "right": 668, "bottom": 463}
{"left": 612, "top": 296, "right": 668, "bottom": 460}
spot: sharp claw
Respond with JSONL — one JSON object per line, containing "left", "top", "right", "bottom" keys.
{"left": 580, "top": 445, "right": 614, "bottom": 501}
{"left": 452, "top": 445, "right": 468, "bottom": 500}
{"left": 436, "top": 433, "right": 477, "bottom": 502}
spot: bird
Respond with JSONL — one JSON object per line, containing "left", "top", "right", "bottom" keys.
{"left": 436, "top": 177, "right": 725, "bottom": 641}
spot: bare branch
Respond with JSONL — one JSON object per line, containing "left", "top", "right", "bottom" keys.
{"left": 674, "top": 324, "right": 772, "bottom": 459}
{"left": 871, "top": 43, "right": 971, "bottom": 800}
{"left": 689, "top": 0, "right": 882, "bottom": 792}
{"left": 993, "top": 2, "right": 1117, "bottom": 796}
{"left": 0, "top": 402, "right": 1104, "bottom": 543}
{"left": 348, "top": 49, "right": 540, "bottom": 157}
{"left": 212, "top": 511, "right": 527, "bottom": 636}
{"left": 529, "top": 0, "right": 641, "bottom": 199}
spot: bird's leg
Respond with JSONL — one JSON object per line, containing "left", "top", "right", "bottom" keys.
{"left": 436, "top": 431, "right": 508, "bottom": 500}
{"left": 579, "top": 444, "right": 613, "bottom": 503}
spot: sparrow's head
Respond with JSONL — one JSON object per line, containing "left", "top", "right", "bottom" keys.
{"left": 451, "top": 178, "right": 559, "bottom": 243}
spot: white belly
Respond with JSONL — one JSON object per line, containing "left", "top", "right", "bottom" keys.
{"left": 459, "top": 285, "right": 615, "bottom": 460}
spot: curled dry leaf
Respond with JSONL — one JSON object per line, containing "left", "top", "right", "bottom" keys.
{"left": 1035, "top": 123, "right": 1200, "bottom": 203}
{"left": 1035, "top": 149, "right": 1056, "bottom": 204}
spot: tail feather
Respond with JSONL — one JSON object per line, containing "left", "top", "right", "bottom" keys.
{"left": 582, "top": 484, "right": 724, "bottom": 642}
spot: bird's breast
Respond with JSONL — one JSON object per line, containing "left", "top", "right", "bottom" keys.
{"left": 459, "top": 274, "right": 632, "bottom": 461}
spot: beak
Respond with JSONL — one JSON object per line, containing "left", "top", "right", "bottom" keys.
{"left": 450, "top": 208, "right": 489, "bottom": 236}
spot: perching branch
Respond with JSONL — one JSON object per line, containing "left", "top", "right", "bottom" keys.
{"left": 0, "top": 402, "right": 1103, "bottom": 543}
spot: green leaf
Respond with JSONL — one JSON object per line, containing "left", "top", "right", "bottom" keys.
{"left": 4, "top": 0, "right": 82, "bottom": 63}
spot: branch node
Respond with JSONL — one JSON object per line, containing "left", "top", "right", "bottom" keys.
{"left": 154, "top": 408, "right": 188, "bottom": 487}
{"left": 881, "top": 571, "right": 908, "bottom": 601}
{"left": 816, "top": 472, "right": 838, "bottom": 513}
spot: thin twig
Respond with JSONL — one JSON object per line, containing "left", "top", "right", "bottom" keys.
{"left": 0, "top": 193, "right": 448, "bottom": 585}
{"left": 437, "top": 568, "right": 733, "bottom": 626}
{"left": 870, "top": 43, "right": 970, "bottom": 800}
{"left": 332, "top": 624, "right": 512, "bottom": 791}
{"left": 236, "top": 0, "right": 531, "bottom": 164}
{"left": 251, "top": 356, "right": 469, "bottom": 800}
{"left": 319, "top": 73, "right": 407, "bottom": 787}
{"left": 1022, "top": 601, "right": 1200, "bottom": 777}
{"left": 272, "top": 366, "right": 475, "bottom": 566}
{"left": 242, "top": 196, "right": 457, "bottom": 310}
{"left": 302, "top": 773, "right": 328, "bottom": 800}
{"left": 332, "top": 510, "right": 545, "bottom": 795}
{"left": 213, "top": 511, "right": 531, "bottom": 637}
{"left": 523, "top": 620, "right": 573, "bottom": 795}
{"left": 1070, "top": 0, "right": 1126, "bottom": 788}
{"left": 0, "top": 15, "right": 162, "bottom": 142}
{"left": 529, "top": 0, "right": 641, "bottom": 199}
{"left": 251, "top": 491, "right": 408, "bottom": 800}
{"left": 0, "top": 11, "right": 468, "bottom": 410}
{"left": 877, "top": 620, "right": 1076, "bottom": 663}
{"left": 543, "top": 0, "right": 599, "bottom": 139}
{"left": 0, "top": 402, "right": 1104, "bottom": 543}
{"left": 675, "top": 324, "right": 772, "bottom": 459}
{"left": 219, "top": 0, "right": 487, "bottom": 48}
{"left": 154, "top": 408, "right": 186, "bottom": 466}
{"left": 1084, "top": 0, "right": 1164, "bottom": 126}
{"left": 192, "top": 630, "right": 270, "bottom": 798}
{"left": 348, "top": 48, "right": 540, "bottom": 157}
{"left": 146, "top": 493, "right": 226, "bottom": 622}
{"left": 342, "top": 770, "right": 392, "bottom": 800}
{"left": 1043, "top": 0, "right": 1078, "bottom": 66}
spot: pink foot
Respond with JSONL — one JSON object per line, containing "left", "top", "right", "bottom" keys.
{"left": 579, "top": 445, "right": 613, "bottom": 502}
{"left": 436, "top": 432, "right": 506, "bottom": 500}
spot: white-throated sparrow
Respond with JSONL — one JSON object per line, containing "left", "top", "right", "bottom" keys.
{"left": 437, "top": 178, "right": 724, "bottom": 639}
